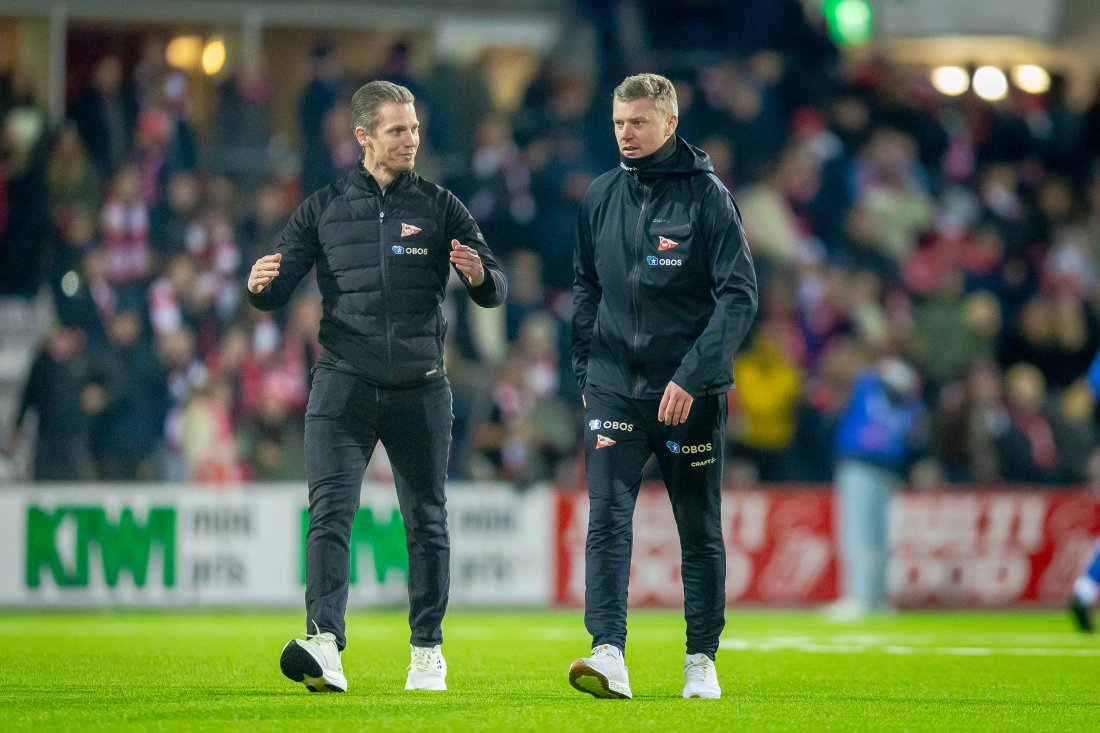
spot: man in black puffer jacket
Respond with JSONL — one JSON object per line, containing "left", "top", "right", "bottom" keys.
{"left": 247, "top": 80, "right": 506, "bottom": 694}
{"left": 568, "top": 74, "right": 757, "bottom": 701}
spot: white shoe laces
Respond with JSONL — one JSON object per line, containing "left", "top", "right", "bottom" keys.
{"left": 306, "top": 622, "right": 337, "bottom": 649}
{"left": 591, "top": 645, "right": 619, "bottom": 662}
{"left": 685, "top": 657, "right": 714, "bottom": 684}
{"left": 409, "top": 646, "right": 440, "bottom": 673}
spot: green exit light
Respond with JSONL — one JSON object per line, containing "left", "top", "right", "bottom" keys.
{"left": 822, "top": 0, "right": 874, "bottom": 46}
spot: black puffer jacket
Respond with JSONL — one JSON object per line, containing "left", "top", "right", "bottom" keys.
{"left": 248, "top": 167, "right": 507, "bottom": 388}
{"left": 572, "top": 135, "right": 757, "bottom": 399}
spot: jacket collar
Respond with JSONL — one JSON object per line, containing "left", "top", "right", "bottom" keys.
{"left": 619, "top": 134, "right": 677, "bottom": 175}
{"left": 350, "top": 152, "right": 412, "bottom": 195}
{"left": 619, "top": 135, "right": 714, "bottom": 179}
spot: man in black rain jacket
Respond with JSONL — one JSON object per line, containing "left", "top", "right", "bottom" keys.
{"left": 568, "top": 73, "right": 757, "bottom": 701}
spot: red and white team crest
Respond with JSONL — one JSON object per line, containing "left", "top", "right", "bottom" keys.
{"left": 657, "top": 236, "right": 679, "bottom": 251}
{"left": 400, "top": 223, "right": 423, "bottom": 237}
{"left": 596, "top": 434, "right": 617, "bottom": 449}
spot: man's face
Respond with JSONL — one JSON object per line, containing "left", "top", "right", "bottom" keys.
{"left": 359, "top": 102, "right": 420, "bottom": 173}
{"left": 613, "top": 97, "right": 676, "bottom": 159}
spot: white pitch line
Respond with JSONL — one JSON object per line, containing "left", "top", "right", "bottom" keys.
{"left": 719, "top": 638, "right": 1100, "bottom": 657}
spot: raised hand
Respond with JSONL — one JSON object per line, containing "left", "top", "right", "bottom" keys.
{"left": 449, "top": 239, "right": 484, "bottom": 287}
{"left": 248, "top": 253, "right": 282, "bottom": 294}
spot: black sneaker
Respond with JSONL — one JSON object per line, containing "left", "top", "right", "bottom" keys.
{"left": 1069, "top": 596, "right": 1095, "bottom": 633}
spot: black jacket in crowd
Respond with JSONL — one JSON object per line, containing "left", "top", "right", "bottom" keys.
{"left": 248, "top": 165, "right": 507, "bottom": 388}
{"left": 572, "top": 135, "right": 758, "bottom": 400}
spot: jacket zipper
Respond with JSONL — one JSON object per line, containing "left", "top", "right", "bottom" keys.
{"left": 630, "top": 181, "right": 649, "bottom": 399}
{"left": 379, "top": 203, "right": 395, "bottom": 382}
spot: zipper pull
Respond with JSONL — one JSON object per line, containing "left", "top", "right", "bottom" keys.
{"left": 379, "top": 211, "right": 384, "bottom": 222}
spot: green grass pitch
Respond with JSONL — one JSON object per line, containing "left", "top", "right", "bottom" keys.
{"left": 1, "top": 608, "right": 1097, "bottom": 731}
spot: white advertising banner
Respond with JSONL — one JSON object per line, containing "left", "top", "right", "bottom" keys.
{"left": 0, "top": 483, "right": 552, "bottom": 607}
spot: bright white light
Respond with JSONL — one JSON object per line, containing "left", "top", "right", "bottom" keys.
{"left": 931, "top": 66, "right": 969, "bottom": 96}
{"left": 973, "top": 66, "right": 1008, "bottom": 102}
{"left": 1011, "top": 64, "right": 1050, "bottom": 95}
{"left": 61, "top": 271, "right": 80, "bottom": 297}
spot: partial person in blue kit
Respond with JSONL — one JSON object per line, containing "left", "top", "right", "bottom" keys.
{"left": 1068, "top": 349, "right": 1100, "bottom": 632}
{"left": 569, "top": 73, "right": 758, "bottom": 700}
{"left": 829, "top": 356, "right": 926, "bottom": 621}
{"left": 1069, "top": 539, "right": 1099, "bottom": 633}
{"left": 246, "top": 80, "right": 507, "bottom": 692}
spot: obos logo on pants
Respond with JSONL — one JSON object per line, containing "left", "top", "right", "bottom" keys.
{"left": 588, "top": 418, "right": 634, "bottom": 432}
{"left": 667, "top": 441, "right": 712, "bottom": 455}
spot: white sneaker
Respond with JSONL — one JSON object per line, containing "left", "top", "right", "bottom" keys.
{"left": 568, "top": 644, "right": 632, "bottom": 699}
{"left": 280, "top": 626, "right": 347, "bottom": 692}
{"left": 406, "top": 645, "right": 447, "bottom": 690}
{"left": 682, "top": 653, "right": 721, "bottom": 699}
{"left": 824, "top": 598, "right": 871, "bottom": 623}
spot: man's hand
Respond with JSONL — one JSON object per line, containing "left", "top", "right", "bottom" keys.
{"left": 450, "top": 240, "right": 484, "bottom": 287}
{"left": 248, "top": 253, "right": 282, "bottom": 294}
{"left": 658, "top": 381, "right": 693, "bottom": 426}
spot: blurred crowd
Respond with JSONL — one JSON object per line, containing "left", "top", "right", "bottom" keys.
{"left": 5, "top": 1, "right": 1100, "bottom": 488}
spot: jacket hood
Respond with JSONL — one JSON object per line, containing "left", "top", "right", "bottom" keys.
{"left": 619, "top": 135, "right": 713, "bottom": 178}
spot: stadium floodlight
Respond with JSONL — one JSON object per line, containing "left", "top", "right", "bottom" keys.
{"left": 931, "top": 66, "right": 970, "bottom": 97}
{"left": 1011, "top": 64, "right": 1051, "bottom": 95}
{"left": 972, "top": 66, "right": 1008, "bottom": 102}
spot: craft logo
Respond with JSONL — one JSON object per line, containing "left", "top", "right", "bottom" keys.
{"left": 401, "top": 223, "right": 423, "bottom": 237}
{"left": 658, "top": 236, "right": 679, "bottom": 251}
{"left": 596, "top": 434, "right": 617, "bottom": 449}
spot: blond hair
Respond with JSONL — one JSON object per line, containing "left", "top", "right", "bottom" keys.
{"left": 613, "top": 73, "right": 678, "bottom": 119}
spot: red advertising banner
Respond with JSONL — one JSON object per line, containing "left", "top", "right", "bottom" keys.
{"left": 554, "top": 486, "right": 1100, "bottom": 608}
{"left": 891, "top": 491, "right": 1100, "bottom": 607}
{"left": 555, "top": 486, "right": 838, "bottom": 607}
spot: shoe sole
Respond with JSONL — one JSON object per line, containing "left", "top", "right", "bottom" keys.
{"left": 568, "top": 659, "right": 631, "bottom": 699}
{"left": 280, "top": 640, "right": 346, "bottom": 692}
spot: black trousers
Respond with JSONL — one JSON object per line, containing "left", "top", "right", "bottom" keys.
{"left": 583, "top": 383, "right": 727, "bottom": 659}
{"left": 303, "top": 366, "right": 452, "bottom": 650}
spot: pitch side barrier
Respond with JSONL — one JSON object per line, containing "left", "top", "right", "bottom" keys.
{"left": 0, "top": 483, "right": 1096, "bottom": 607}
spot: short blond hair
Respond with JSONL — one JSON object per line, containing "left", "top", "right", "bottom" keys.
{"left": 613, "top": 73, "right": 678, "bottom": 119}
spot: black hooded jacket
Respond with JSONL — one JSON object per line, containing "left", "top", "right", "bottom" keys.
{"left": 248, "top": 166, "right": 507, "bottom": 388}
{"left": 572, "top": 135, "right": 757, "bottom": 399}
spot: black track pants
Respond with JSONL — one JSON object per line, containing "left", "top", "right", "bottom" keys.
{"left": 303, "top": 366, "right": 453, "bottom": 650}
{"left": 582, "top": 383, "right": 727, "bottom": 659}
